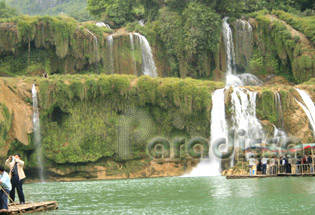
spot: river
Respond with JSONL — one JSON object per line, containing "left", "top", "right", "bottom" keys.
{"left": 24, "top": 176, "right": 315, "bottom": 214}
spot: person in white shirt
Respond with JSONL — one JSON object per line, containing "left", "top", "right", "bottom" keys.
{"left": 5, "top": 154, "right": 26, "bottom": 204}
{"left": 0, "top": 165, "right": 12, "bottom": 209}
{"left": 261, "top": 157, "right": 269, "bottom": 175}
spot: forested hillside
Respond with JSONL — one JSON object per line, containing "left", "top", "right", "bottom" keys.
{"left": 5, "top": 0, "right": 92, "bottom": 21}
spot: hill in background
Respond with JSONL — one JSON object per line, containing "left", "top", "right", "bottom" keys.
{"left": 5, "top": 0, "right": 92, "bottom": 21}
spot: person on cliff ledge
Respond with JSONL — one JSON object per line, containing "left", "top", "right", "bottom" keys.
{"left": 5, "top": 154, "right": 25, "bottom": 204}
{"left": 0, "top": 165, "right": 11, "bottom": 210}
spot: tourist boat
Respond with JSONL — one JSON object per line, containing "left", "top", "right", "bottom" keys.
{"left": 0, "top": 201, "right": 58, "bottom": 214}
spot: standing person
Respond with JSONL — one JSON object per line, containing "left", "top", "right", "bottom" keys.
{"left": 269, "top": 156, "right": 275, "bottom": 175}
{"left": 0, "top": 165, "right": 11, "bottom": 210}
{"left": 261, "top": 156, "right": 268, "bottom": 175}
{"left": 5, "top": 154, "right": 25, "bottom": 204}
{"left": 248, "top": 155, "right": 257, "bottom": 175}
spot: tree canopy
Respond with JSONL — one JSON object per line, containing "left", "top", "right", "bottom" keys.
{"left": 0, "top": 0, "right": 17, "bottom": 18}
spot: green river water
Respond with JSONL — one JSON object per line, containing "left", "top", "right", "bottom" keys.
{"left": 23, "top": 176, "right": 315, "bottom": 215}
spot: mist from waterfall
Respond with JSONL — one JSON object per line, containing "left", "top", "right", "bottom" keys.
{"left": 32, "top": 84, "right": 44, "bottom": 182}
{"left": 295, "top": 88, "right": 315, "bottom": 136}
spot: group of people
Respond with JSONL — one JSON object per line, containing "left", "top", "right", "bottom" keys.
{"left": 0, "top": 154, "right": 26, "bottom": 210}
{"left": 248, "top": 154, "right": 315, "bottom": 175}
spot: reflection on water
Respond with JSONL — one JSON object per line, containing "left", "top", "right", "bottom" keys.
{"left": 24, "top": 177, "right": 315, "bottom": 215}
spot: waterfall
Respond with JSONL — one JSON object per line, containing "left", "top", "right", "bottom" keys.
{"left": 186, "top": 18, "right": 263, "bottom": 177}
{"left": 107, "top": 35, "right": 115, "bottom": 74}
{"left": 233, "top": 19, "right": 253, "bottom": 70}
{"left": 129, "top": 34, "right": 137, "bottom": 75}
{"left": 138, "top": 20, "right": 145, "bottom": 26}
{"left": 295, "top": 88, "right": 315, "bottom": 136}
{"left": 133, "top": 33, "right": 158, "bottom": 77}
{"left": 209, "top": 89, "right": 228, "bottom": 175}
{"left": 274, "top": 92, "right": 284, "bottom": 129}
{"left": 223, "top": 17, "right": 261, "bottom": 87}
{"left": 32, "top": 84, "right": 44, "bottom": 182}
{"left": 96, "top": 22, "right": 111, "bottom": 29}
{"left": 184, "top": 89, "right": 226, "bottom": 177}
{"left": 87, "top": 30, "right": 99, "bottom": 74}
{"left": 273, "top": 125, "right": 287, "bottom": 146}
{"left": 231, "top": 88, "right": 263, "bottom": 140}
{"left": 222, "top": 17, "right": 236, "bottom": 76}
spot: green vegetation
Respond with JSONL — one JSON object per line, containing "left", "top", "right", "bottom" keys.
{"left": 0, "top": 103, "right": 11, "bottom": 148}
{"left": 272, "top": 10, "right": 315, "bottom": 44}
{"left": 248, "top": 11, "right": 315, "bottom": 83}
{"left": 0, "top": 0, "right": 17, "bottom": 18}
{"left": 256, "top": 89, "right": 277, "bottom": 124}
{"left": 34, "top": 74, "right": 223, "bottom": 164}
{"left": 6, "top": 0, "right": 93, "bottom": 21}
{"left": 0, "top": 15, "right": 116, "bottom": 76}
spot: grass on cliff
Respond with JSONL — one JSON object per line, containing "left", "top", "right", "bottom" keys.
{"left": 22, "top": 74, "right": 223, "bottom": 164}
{"left": 272, "top": 10, "right": 315, "bottom": 44}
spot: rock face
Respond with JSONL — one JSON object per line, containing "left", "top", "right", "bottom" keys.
{"left": 0, "top": 76, "right": 315, "bottom": 180}
{"left": 0, "top": 80, "right": 33, "bottom": 157}
{"left": 232, "top": 19, "right": 254, "bottom": 73}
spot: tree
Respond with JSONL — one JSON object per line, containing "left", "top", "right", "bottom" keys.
{"left": 137, "top": 0, "right": 160, "bottom": 20}
{"left": 87, "top": 0, "right": 135, "bottom": 26}
{"left": 0, "top": 0, "right": 18, "bottom": 18}
{"left": 183, "top": 2, "right": 221, "bottom": 59}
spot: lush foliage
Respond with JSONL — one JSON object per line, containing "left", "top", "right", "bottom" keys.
{"left": 0, "top": 0, "right": 17, "bottom": 18}
{"left": 0, "top": 15, "right": 115, "bottom": 76}
{"left": 6, "top": 0, "right": 93, "bottom": 21}
{"left": 272, "top": 10, "right": 315, "bottom": 44}
{"left": 35, "top": 74, "right": 223, "bottom": 163}
{"left": 0, "top": 103, "right": 11, "bottom": 148}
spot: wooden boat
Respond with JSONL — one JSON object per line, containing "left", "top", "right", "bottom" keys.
{"left": 0, "top": 201, "right": 58, "bottom": 214}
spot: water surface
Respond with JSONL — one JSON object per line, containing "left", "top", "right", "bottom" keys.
{"left": 24, "top": 176, "right": 315, "bottom": 215}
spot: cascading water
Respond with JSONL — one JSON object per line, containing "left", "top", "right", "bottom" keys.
{"left": 186, "top": 18, "right": 264, "bottom": 177}
{"left": 129, "top": 34, "right": 137, "bottom": 75}
{"left": 184, "top": 89, "right": 226, "bottom": 177}
{"left": 96, "top": 22, "right": 111, "bottom": 29}
{"left": 231, "top": 88, "right": 264, "bottom": 141}
{"left": 107, "top": 35, "right": 115, "bottom": 74}
{"left": 138, "top": 20, "right": 145, "bottom": 26}
{"left": 274, "top": 92, "right": 284, "bottom": 130}
{"left": 222, "top": 17, "right": 236, "bottom": 76}
{"left": 233, "top": 19, "right": 253, "bottom": 70}
{"left": 133, "top": 33, "right": 158, "bottom": 77}
{"left": 87, "top": 30, "right": 99, "bottom": 74}
{"left": 223, "top": 17, "right": 262, "bottom": 87}
{"left": 295, "top": 88, "right": 315, "bottom": 136}
{"left": 32, "top": 84, "right": 44, "bottom": 182}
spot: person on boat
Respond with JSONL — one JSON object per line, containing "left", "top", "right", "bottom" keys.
{"left": 5, "top": 154, "right": 25, "bottom": 204}
{"left": 0, "top": 165, "right": 11, "bottom": 210}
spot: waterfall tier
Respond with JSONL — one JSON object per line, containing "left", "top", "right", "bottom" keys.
{"left": 295, "top": 88, "right": 315, "bottom": 136}
{"left": 32, "top": 84, "right": 44, "bottom": 182}
{"left": 133, "top": 33, "right": 158, "bottom": 77}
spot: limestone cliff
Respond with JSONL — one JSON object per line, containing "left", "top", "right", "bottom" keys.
{"left": 0, "top": 75, "right": 315, "bottom": 180}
